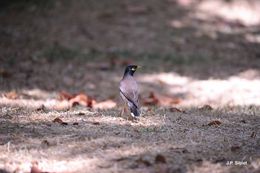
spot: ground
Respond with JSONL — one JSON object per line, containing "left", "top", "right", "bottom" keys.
{"left": 0, "top": 0, "right": 259, "bottom": 173}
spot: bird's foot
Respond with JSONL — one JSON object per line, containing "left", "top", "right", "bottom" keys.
{"left": 127, "top": 115, "right": 139, "bottom": 122}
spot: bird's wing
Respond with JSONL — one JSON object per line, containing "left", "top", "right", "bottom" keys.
{"left": 119, "top": 79, "right": 139, "bottom": 107}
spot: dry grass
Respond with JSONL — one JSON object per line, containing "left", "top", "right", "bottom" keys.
{"left": 0, "top": 104, "right": 259, "bottom": 173}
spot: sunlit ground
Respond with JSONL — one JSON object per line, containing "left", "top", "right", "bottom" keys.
{"left": 1, "top": 69, "right": 260, "bottom": 110}
{"left": 138, "top": 69, "right": 260, "bottom": 107}
{"left": 176, "top": 0, "right": 260, "bottom": 26}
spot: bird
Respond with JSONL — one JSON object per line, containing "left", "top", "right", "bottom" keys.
{"left": 119, "top": 65, "right": 141, "bottom": 118}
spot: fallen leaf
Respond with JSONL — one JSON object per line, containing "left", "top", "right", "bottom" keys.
{"left": 231, "top": 145, "right": 240, "bottom": 152}
{"left": 158, "top": 95, "right": 181, "bottom": 106}
{"left": 30, "top": 164, "right": 55, "bottom": 173}
{"left": 92, "top": 122, "right": 100, "bottom": 125}
{"left": 41, "top": 140, "right": 50, "bottom": 148}
{"left": 53, "top": 117, "right": 68, "bottom": 125}
{"left": 41, "top": 140, "right": 50, "bottom": 145}
{"left": 61, "top": 122, "right": 68, "bottom": 125}
{"left": 31, "top": 162, "right": 51, "bottom": 173}
{"left": 240, "top": 119, "right": 246, "bottom": 123}
{"left": 58, "top": 91, "right": 74, "bottom": 100}
{"left": 4, "top": 91, "right": 18, "bottom": 99}
{"left": 31, "top": 165, "right": 42, "bottom": 173}
{"left": 250, "top": 132, "right": 256, "bottom": 138}
{"left": 93, "top": 99, "right": 117, "bottom": 109}
{"left": 69, "top": 93, "right": 95, "bottom": 108}
{"left": 169, "top": 147, "right": 189, "bottom": 154}
{"left": 214, "top": 158, "right": 226, "bottom": 163}
{"left": 208, "top": 120, "right": 222, "bottom": 126}
{"left": 58, "top": 91, "right": 96, "bottom": 108}
{"left": 77, "top": 112, "right": 85, "bottom": 116}
{"left": 136, "top": 157, "right": 151, "bottom": 166}
{"left": 143, "top": 91, "right": 181, "bottom": 106}
{"left": 169, "top": 107, "right": 184, "bottom": 113}
{"left": 199, "top": 105, "right": 213, "bottom": 111}
{"left": 36, "top": 105, "right": 46, "bottom": 112}
{"left": 143, "top": 92, "right": 159, "bottom": 106}
{"left": 155, "top": 154, "right": 167, "bottom": 164}
{"left": 249, "top": 105, "right": 254, "bottom": 109}
{"left": 114, "top": 131, "right": 120, "bottom": 135}
{"left": 97, "top": 162, "right": 113, "bottom": 169}
{"left": 113, "top": 157, "right": 129, "bottom": 162}
{"left": 0, "top": 68, "right": 11, "bottom": 78}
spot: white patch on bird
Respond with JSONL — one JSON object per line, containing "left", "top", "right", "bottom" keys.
{"left": 132, "top": 68, "right": 136, "bottom": 71}
{"left": 131, "top": 113, "right": 135, "bottom": 117}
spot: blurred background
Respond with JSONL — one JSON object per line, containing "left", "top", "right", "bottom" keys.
{"left": 1, "top": 0, "right": 260, "bottom": 108}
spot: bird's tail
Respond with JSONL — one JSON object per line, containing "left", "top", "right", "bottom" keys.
{"left": 129, "top": 102, "right": 140, "bottom": 117}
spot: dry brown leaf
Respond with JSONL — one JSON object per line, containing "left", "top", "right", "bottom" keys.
{"left": 250, "top": 132, "right": 256, "bottom": 138}
{"left": 0, "top": 68, "right": 11, "bottom": 78}
{"left": 208, "top": 120, "right": 222, "bottom": 126}
{"left": 72, "top": 122, "right": 79, "bottom": 125}
{"left": 53, "top": 117, "right": 68, "bottom": 125}
{"left": 4, "top": 91, "right": 18, "bottom": 99}
{"left": 143, "top": 91, "right": 181, "bottom": 106}
{"left": 136, "top": 157, "right": 151, "bottom": 166}
{"left": 58, "top": 91, "right": 96, "bottom": 108}
{"left": 31, "top": 164, "right": 57, "bottom": 173}
{"left": 31, "top": 162, "right": 52, "bottom": 173}
{"left": 58, "top": 91, "right": 74, "bottom": 101}
{"left": 93, "top": 99, "right": 117, "bottom": 109}
{"left": 240, "top": 119, "right": 246, "bottom": 123}
{"left": 143, "top": 92, "right": 159, "bottom": 106}
{"left": 155, "top": 154, "right": 167, "bottom": 164}
{"left": 41, "top": 140, "right": 50, "bottom": 148}
{"left": 199, "top": 105, "right": 213, "bottom": 111}
{"left": 69, "top": 93, "right": 96, "bottom": 108}
{"left": 31, "top": 165, "right": 42, "bottom": 173}
{"left": 158, "top": 95, "right": 181, "bottom": 106}
{"left": 77, "top": 112, "right": 85, "bottom": 116}
{"left": 92, "top": 122, "right": 100, "bottom": 125}
{"left": 36, "top": 105, "right": 46, "bottom": 112}
{"left": 231, "top": 145, "right": 240, "bottom": 152}
{"left": 169, "top": 107, "right": 184, "bottom": 113}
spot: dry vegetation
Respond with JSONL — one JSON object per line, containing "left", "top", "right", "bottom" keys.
{"left": 0, "top": 0, "right": 260, "bottom": 173}
{"left": 0, "top": 105, "right": 259, "bottom": 173}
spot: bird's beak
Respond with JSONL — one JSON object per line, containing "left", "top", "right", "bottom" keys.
{"left": 137, "top": 65, "right": 142, "bottom": 68}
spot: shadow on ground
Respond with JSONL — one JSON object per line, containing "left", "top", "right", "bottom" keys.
{"left": 0, "top": 105, "right": 259, "bottom": 172}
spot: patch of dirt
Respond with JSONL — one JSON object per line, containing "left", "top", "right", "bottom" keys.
{"left": 0, "top": 106, "right": 259, "bottom": 173}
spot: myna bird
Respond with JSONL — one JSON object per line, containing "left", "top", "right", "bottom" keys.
{"left": 119, "top": 65, "right": 141, "bottom": 117}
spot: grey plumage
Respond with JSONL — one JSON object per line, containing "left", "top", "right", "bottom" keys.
{"left": 119, "top": 65, "right": 140, "bottom": 117}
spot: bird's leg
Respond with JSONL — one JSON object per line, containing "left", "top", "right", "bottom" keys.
{"left": 120, "top": 103, "right": 127, "bottom": 117}
{"left": 120, "top": 107, "right": 124, "bottom": 117}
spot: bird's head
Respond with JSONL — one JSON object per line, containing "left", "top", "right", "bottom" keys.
{"left": 124, "top": 65, "right": 141, "bottom": 76}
